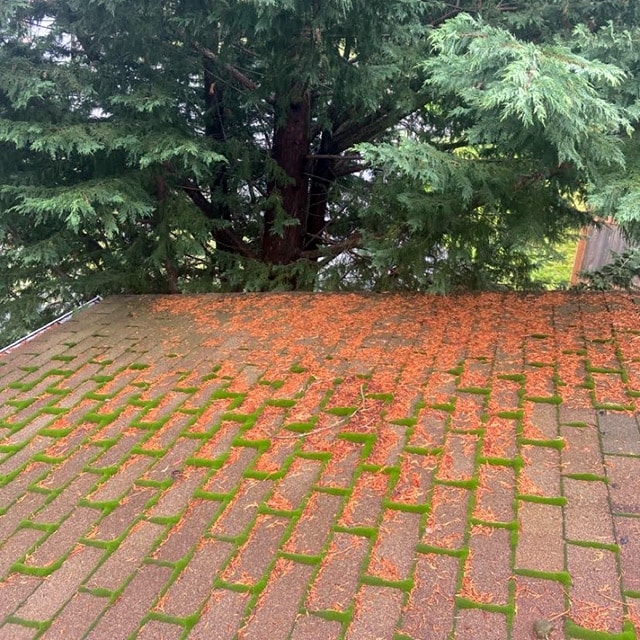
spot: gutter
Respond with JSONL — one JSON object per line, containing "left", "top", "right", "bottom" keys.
{"left": 0, "top": 295, "right": 103, "bottom": 355}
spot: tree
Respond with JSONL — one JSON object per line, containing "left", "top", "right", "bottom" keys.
{"left": 355, "top": 8, "right": 635, "bottom": 291}
{"left": 0, "top": 1, "right": 639, "bottom": 345}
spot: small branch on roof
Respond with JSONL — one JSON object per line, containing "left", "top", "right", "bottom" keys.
{"left": 271, "top": 420, "right": 343, "bottom": 439}
{"left": 272, "top": 385, "right": 370, "bottom": 439}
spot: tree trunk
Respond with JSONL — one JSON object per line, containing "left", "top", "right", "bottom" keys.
{"left": 156, "top": 176, "right": 179, "bottom": 293}
{"left": 204, "top": 66, "right": 231, "bottom": 222}
{"left": 262, "top": 90, "right": 310, "bottom": 265}
{"left": 306, "top": 130, "right": 335, "bottom": 252}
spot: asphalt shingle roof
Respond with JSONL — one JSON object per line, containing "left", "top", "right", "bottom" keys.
{"left": 1, "top": 291, "right": 639, "bottom": 640}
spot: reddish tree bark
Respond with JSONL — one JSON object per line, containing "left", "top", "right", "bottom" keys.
{"left": 262, "top": 90, "right": 311, "bottom": 265}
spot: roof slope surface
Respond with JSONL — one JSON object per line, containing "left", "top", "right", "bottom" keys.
{"left": 0, "top": 292, "right": 639, "bottom": 640}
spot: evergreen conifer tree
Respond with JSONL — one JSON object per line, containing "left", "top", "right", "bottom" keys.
{"left": 1, "top": 1, "right": 639, "bottom": 344}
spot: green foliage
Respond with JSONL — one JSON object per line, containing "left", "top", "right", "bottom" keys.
{"left": 424, "top": 14, "right": 628, "bottom": 170}
{"left": 1, "top": 0, "right": 640, "bottom": 346}
{"left": 587, "top": 133, "right": 640, "bottom": 237}
{"left": 528, "top": 235, "right": 579, "bottom": 290}
{"left": 353, "top": 8, "right": 638, "bottom": 292}
{"left": 579, "top": 248, "right": 640, "bottom": 290}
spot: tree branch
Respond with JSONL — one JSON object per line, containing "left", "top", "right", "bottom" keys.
{"left": 332, "top": 95, "right": 428, "bottom": 152}
{"left": 299, "top": 230, "right": 361, "bottom": 261}
{"left": 333, "top": 162, "right": 369, "bottom": 177}
{"left": 430, "top": 8, "right": 463, "bottom": 28}
{"left": 306, "top": 154, "right": 362, "bottom": 160}
{"left": 514, "top": 162, "right": 573, "bottom": 191}
{"left": 182, "top": 182, "right": 256, "bottom": 259}
{"left": 195, "top": 43, "right": 259, "bottom": 92}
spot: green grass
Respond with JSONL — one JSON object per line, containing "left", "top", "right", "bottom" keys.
{"left": 528, "top": 234, "right": 579, "bottom": 289}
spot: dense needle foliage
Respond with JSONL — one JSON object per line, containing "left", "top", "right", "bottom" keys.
{"left": 1, "top": 1, "right": 639, "bottom": 344}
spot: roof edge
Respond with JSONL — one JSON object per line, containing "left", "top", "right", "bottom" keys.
{"left": 0, "top": 296, "right": 103, "bottom": 355}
